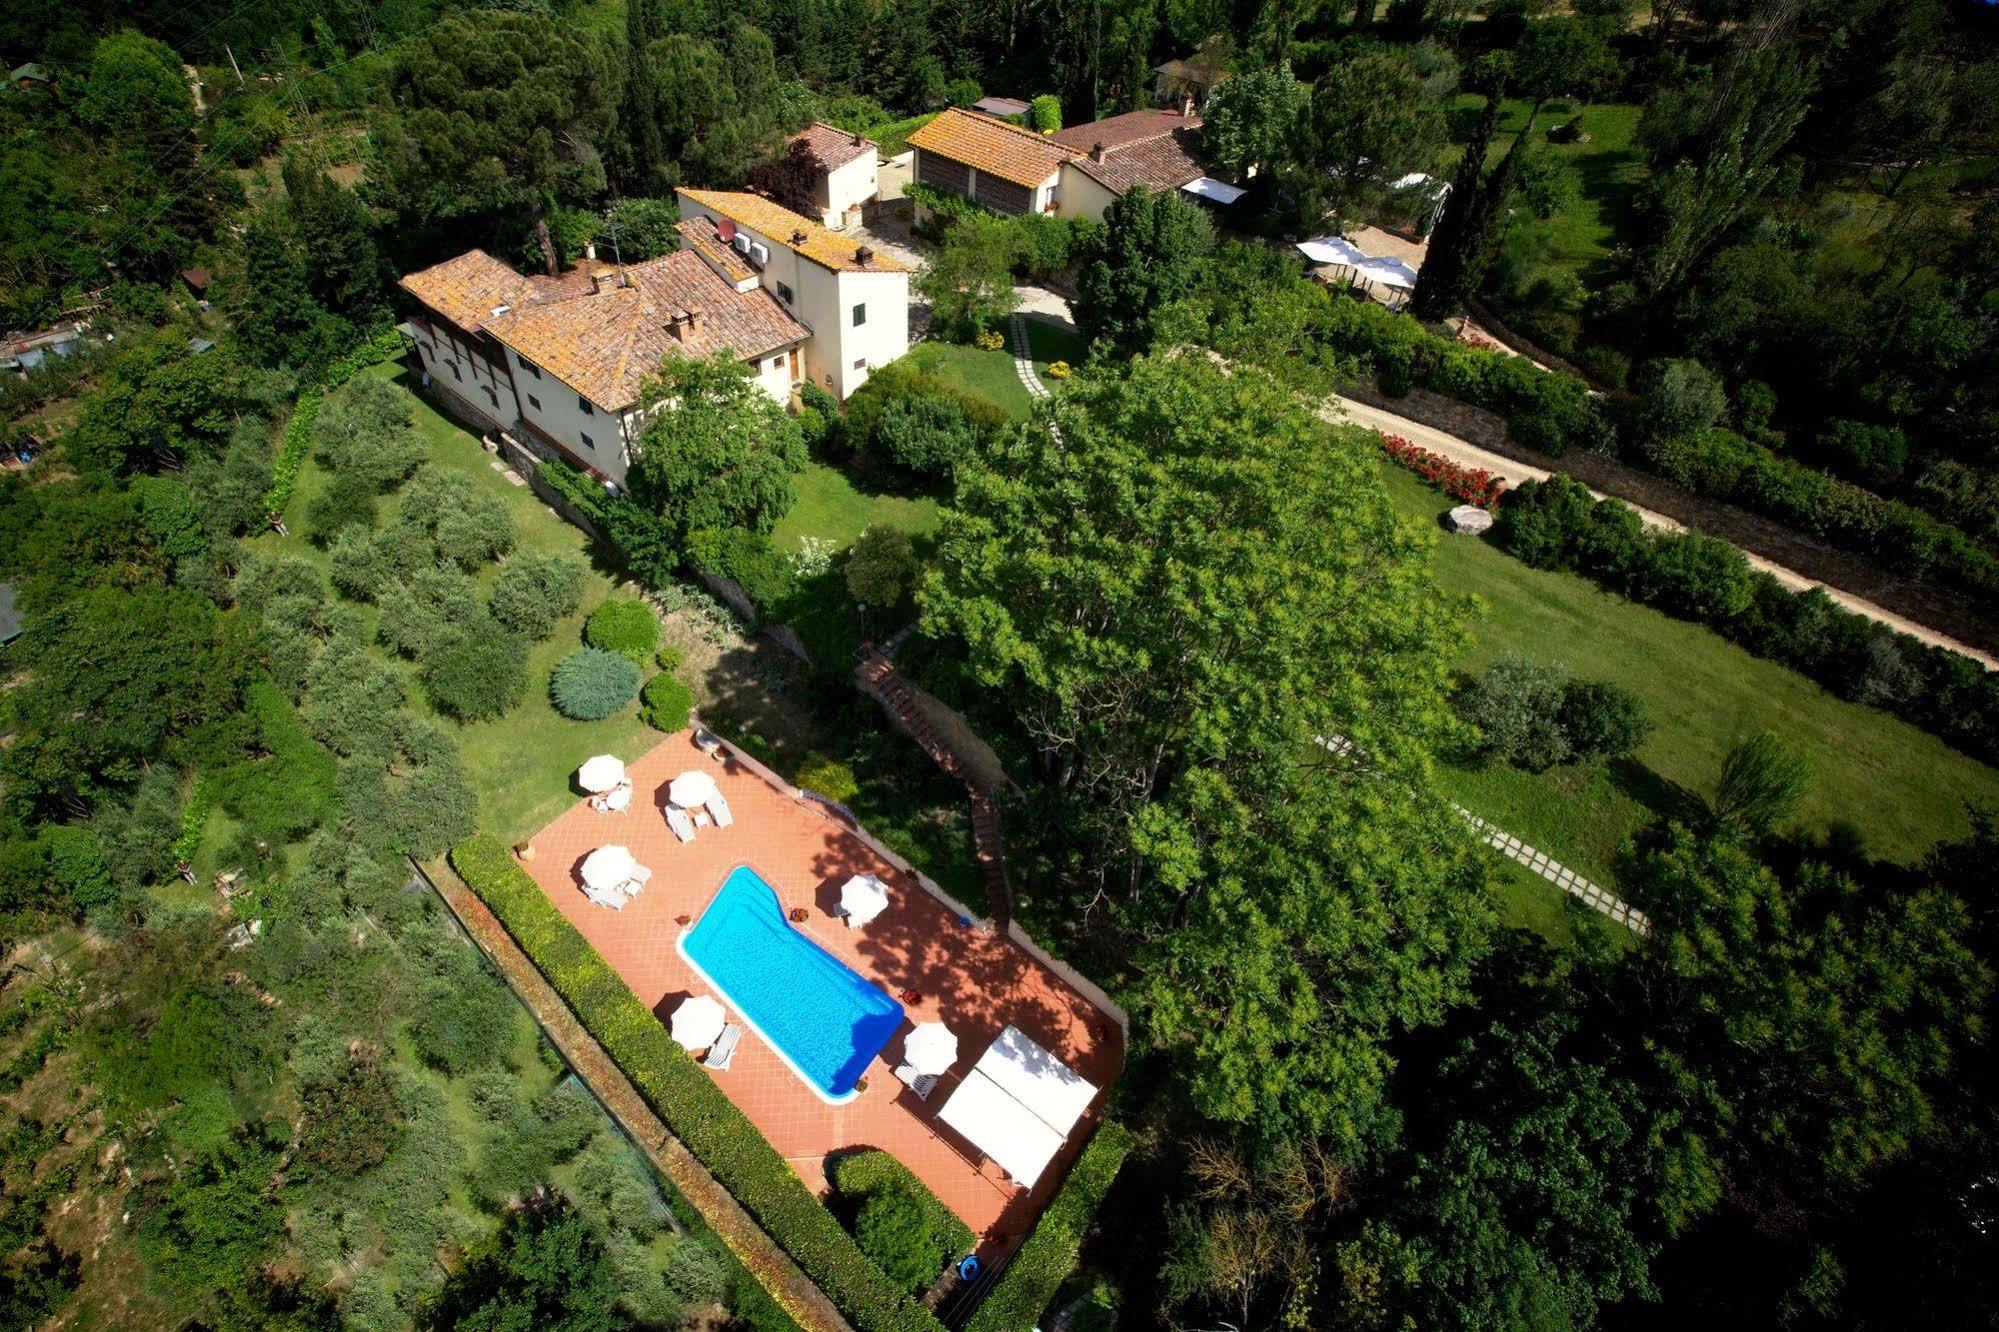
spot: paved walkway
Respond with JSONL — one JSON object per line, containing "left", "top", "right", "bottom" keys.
{"left": 419, "top": 857, "right": 855, "bottom": 1332}
{"left": 1007, "top": 312, "right": 1051, "bottom": 403}
{"left": 1329, "top": 395, "right": 1999, "bottom": 670}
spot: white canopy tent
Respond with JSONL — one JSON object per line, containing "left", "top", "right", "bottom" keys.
{"left": 839, "top": 873, "right": 891, "bottom": 928}
{"left": 668, "top": 769, "right": 719, "bottom": 809}
{"left": 1297, "top": 235, "right": 1369, "bottom": 267}
{"left": 670, "top": 995, "right": 726, "bottom": 1051}
{"left": 578, "top": 754, "right": 626, "bottom": 794}
{"left": 936, "top": 1067, "right": 1068, "bottom": 1189}
{"left": 1181, "top": 176, "right": 1246, "bottom": 206}
{"left": 1355, "top": 255, "right": 1419, "bottom": 290}
{"left": 978, "top": 1024, "right": 1098, "bottom": 1135}
{"left": 581, "top": 845, "right": 641, "bottom": 893}
{"left": 904, "top": 1021, "right": 959, "bottom": 1076}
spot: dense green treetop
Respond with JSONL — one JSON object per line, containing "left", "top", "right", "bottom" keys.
{"left": 1073, "top": 185, "right": 1214, "bottom": 357}
{"left": 628, "top": 352, "right": 805, "bottom": 544}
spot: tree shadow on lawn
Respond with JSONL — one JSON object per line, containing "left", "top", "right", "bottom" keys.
{"left": 1606, "top": 755, "right": 1708, "bottom": 830}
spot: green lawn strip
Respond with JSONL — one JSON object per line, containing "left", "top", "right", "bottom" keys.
{"left": 1021, "top": 319, "right": 1086, "bottom": 378}
{"left": 263, "top": 364, "right": 656, "bottom": 843}
{"left": 905, "top": 342, "right": 1030, "bottom": 420}
{"left": 828, "top": 1149, "right": 976, "bottom": 1259}
{"left": 963, "top": 1122, "right": 1132, "bottom": 1332}
{"left": 769, "top": 463, "right": 941, "bottom": 554}
{"left": 449, "top": 834, "right": 946, "bottom": 1332}
{"left": 1486, "top": 853, "right": 1581, "bottom": 945}
{"left": 1379, "top": 465, "right": 1999, "bottom": 881}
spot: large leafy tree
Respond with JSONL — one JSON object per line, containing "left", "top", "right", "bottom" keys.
{"left": 628, "top": 353, "right": 806, "bottom": 544}
{"left": 1197, "top": 63, "right": 1304, "bottom": 182}
{"left": 1073, "top": 185, "right": 1214, "bottom": 356}
{"left": 923, "top": 356, "right": 1491, "bottom": 1139}
{"left": 625, "top": 26, "right": 789, "bottom": 188}
{"left": 372, "top": 12, "right": 619, "bottom": 274}
{"left": 1305, "top": 50, "right": 1447, "bottom": 223}
{"left": 419, "top": 1202, "right": 619, "bottom": 1332}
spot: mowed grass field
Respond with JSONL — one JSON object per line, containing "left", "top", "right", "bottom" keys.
{"left": 768, "top": 461, "right": 941, "bottom": 554}
{"left": 1377, "top": 465, "right": 1999, "bottom": 913}
{"left": 258, "top": 363, "right": 658, "bottom": 844}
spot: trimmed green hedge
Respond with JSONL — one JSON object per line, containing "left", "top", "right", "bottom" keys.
{"left": 449, "top": 834, "right": 946, "bottom": 1332}
{"left": 830, "top": 1149, "right": 976, "bottom": 1261}
{"left": 266, "top": 326, "right": 405, "bottom": 515}
{"left": 965, "top": 1122, "right": 1132, "bottom": 1332}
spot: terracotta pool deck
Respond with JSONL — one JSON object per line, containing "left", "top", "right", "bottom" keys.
{"left": 516, "top": 730, "right": 1124, "bottom": 1253}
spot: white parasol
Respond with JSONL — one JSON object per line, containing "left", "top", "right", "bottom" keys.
{"left": 578, "top": 754, "right": 626, "bottom": 794}
{"left": 904, "top": 1021, "right": 959, "bottom": 1075}
{"left": 581, "top": 845, "right": 640, "bottom": 892}
{"left": 839, "top": 873, "right": 891, "bottom": 927}
{"left": 668, "top": 769, "right": 719, "bottom": 809}
{"left": 671, "top": 995, "right": 726, "bottom": 1050}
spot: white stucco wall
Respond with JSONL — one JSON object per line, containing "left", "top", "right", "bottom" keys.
{"left": 504, "top": 347, "right": 630, "bottom": 483}
{"left": 821, "top": 153, "right": 879, "bottom": 229}
{"left": 1055, "top": 164, "right": 1119, "bottom": 224}
{"left": 411, "top": 321, "right": 513, "bottom": 431}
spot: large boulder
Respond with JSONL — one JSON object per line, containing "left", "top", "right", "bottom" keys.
{"left": 1446, "top": 504, "right": 1494, "bottom": 534}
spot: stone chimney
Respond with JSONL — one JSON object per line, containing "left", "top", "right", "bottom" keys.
{"left": 1090, "top": 141, "right": 1106, "bottom": 163}
{"left": 792, "top": 228, "right": 809, "bottom": 246}
{"left": 666, "top": 307, "right": 704, "bottom": 341}
{"left": 851, "top": 130, "right": 864, "bottom": 147}
{"left": 855, "top": 244, "right": 874, "bottom": 267}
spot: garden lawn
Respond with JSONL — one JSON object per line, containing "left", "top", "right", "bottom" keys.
{"left": 905, "top": 341, "right": 1031, "bottom": 420}
{"left": 261, "top": 363, "right": 657, "bottom": 844}
{"left": 769, "top": 462, "right": 941, "bottom": 554}
{"left": 1023, "top": 318, "right": 1086, "bottom": 381}
{"left": 1379, "top": 465, "right": 1999, "bottom": 907}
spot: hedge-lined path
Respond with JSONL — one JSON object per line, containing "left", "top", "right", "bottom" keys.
{"left": 419, "top": 855, "right": 856, "bottom": 1332}
{"left": 1329, "top": 394, "right": 1999, "bottom": 670}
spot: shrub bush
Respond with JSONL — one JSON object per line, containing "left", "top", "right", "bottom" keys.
{"left": 655, "top": 643, "right": 684, "bottom": 672}
{"left": 869, "top": 394, "right": 978, "bottom": 478}
{"left": 639, "top": 672, "right": 694, "bottom": 732}
{"left": 1028, "top": 93, "right": 1061, "bottom": 132}
{"left": 964, "top": 1123, "right": 1132, "bottom": 1332}
{"left": 1557, "top": 679, "right": 1649, "bottom": 761}
{"left": 489, "top": 552, "right": 587, "bottom": 641}
{"left": 551, "top": 648, "right": 641, "bottom": 720}
{"left": 421, "top": 631, "right": 527, "bottom": 722}
{"left": 312, "top": 375, "right": 425, "bottom": 491}
{"left": 584, "top": 599, "right": 660, "bottom": 665}
{"left": 795, "top": 752, "right": 860, "bottom": 803}
{"left": 855, "top": 1191, "right": 946, "bottom": 1295}
{"left": 845, "top": 527, "right": 919, "bottom": 609}
{"left": 830, "top": 1150, "right": 973, "bottom": 1259}
{"left": 448, "top": 835, "right": 947, "bottom": 1332}
{"left": 1460, "top": 655, "right": 1572, "bottom": 771}
{"left": 685, "top": 528, "right": 796, "bottom": 619}
{"left": 304, "top": 471, "right": 378, "bottom": 544}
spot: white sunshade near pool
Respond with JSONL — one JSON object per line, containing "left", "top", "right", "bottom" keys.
{"left": 581, "top": 845, "right": 640, "bottom": 892}
{"left": 670, "top": 994, "right": 726, "bottom": 1050}
{"left": 937, "top": 1067, "right": 1067, "bottom": 1188}
{"left": 976, "top": 1024, "right": 1099, "bottom": 1135}
{"left": 840, "top": 873, "right": 891, "bottom": 926}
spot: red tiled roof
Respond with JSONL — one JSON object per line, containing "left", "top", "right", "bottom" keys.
{"left": 677, "top": 216, "right": 757, "bottom": 285}
{"left": 1051, "top": 109, "right": 1200, "bottom": 153}
{"left": 1063, "top": 122, "right": 1210, "bottom": 194}
{"left": 907, "top": 107, "right": 1077, "bottom": 188}
{"left": 679, "top": 189, "right": 913, "bottom": 273}
{"left": 397, "top": 250, "right": 593, "bottom": 338}
{"left": 790, "top": 120, "right": 876, "bottom": 171}
{"left": 482, "top": 251, "right": 805, "bottom": 409}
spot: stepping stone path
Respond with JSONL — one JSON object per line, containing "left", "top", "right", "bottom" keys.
{"left": 1008, "top": 312, "right": 1052, "bottom": 402}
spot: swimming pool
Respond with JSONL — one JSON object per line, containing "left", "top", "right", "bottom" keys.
{"left": 677, "top": 865, "right": 904, "bottom": 1104}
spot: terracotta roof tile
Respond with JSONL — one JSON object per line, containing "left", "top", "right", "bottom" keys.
{"left": 676, "top": 216, "right": 757, "bottom": 285}
{"left": 790, "top": 121, "right": 875, "bottom": 171}
{"left": 677, "top": 189, "right": 912, "bottom": 274}
{"left": 906, "top": 107, "right": 1076, "bottom": 188}
{"left": 1051, "top": 109, "right": 1201, "bottom": 153}
{"left": 1065, "top": 122, "right": 1211, "bottom": 194}
{"left": 401, "top": 249, "right": 804, "bottom": 410}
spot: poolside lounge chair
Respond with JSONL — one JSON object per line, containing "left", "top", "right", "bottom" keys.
{"left": 585, "top": 884, "right": 627, "bottom": 910}
{"left": 707, "top": 793, "right": 733, "bottom": 828}
{"left": 666, "top": 805, "right": 696, "bottom": 843}
{"left": 894, "top": 1063, "right": 940, "bottom": 1100}
{"left": 703, "top": 1024, "right": 743, "bottom": 1071}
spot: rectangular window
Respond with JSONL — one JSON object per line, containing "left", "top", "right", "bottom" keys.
{"left": 526, "top": 393, "right": 541, "bottom": 410}
{"left": 769, "top": 357, "right": 783, "bottom": 371}
{"left": 520, "top": 359, "right": 541, "bottom": 380}
{"left": 579, "top": 432, "right": 594, "bottom": 449}
{"left": 484, "top": 385, "right": 498, "bottom": 405}
{"left": 852, "top": 303, "right": 866, "bottom": 327}
{"left": 447, "top": 361, "right": 461, "bottom": 381}
{"left": 853, "top": 357, "right": 867, "bottom": 370}
{"left": 777, "top": 281, "right": 794, "bottom": 304}
{"left": 578, "top": 396, "right": 594, "bottom": 416}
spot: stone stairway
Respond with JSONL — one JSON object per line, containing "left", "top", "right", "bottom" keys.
{"left": 855, "top": 649, "right": 1014, "bottom": 926}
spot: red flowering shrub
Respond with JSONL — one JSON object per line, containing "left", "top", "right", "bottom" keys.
{"left": 1378, "top": 433, "right": 1507, "bottom": 508}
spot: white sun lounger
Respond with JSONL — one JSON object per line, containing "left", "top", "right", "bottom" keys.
{"left": 894, "top": 1063, "right": 940, "bottom": 1100}
{"left": 666, "top": 805, "right": 697, "bottom": 843}
{"left": 704, "top": 1023, "right": 743, "bottom": 1070}
{"left": 706, "top": 793, "right": 733, "bottom": 828}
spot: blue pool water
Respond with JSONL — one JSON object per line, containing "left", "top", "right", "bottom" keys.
{"left": 679, "top": 865, "right": 904, "bottom": 1102}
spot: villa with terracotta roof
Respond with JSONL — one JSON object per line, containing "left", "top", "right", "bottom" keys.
{"left": 399, "top": 247, "right": 808, "bottom": 484}
{"left": 908, "top": 106, "right": 1078, "bottom": 216}
{"left": 676, "top": 188, "right": 912, "bottom": 399}
{"left": 909, "top": 103, "right": 1235, "bottom": 225}
{"left": 783, "top": 121, "right": 881, "bottom": 230}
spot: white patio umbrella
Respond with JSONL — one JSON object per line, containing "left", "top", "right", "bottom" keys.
{"left": 670, "top": 995, "right": 726, "bottom": 1051}
{"left": 1356, "top": 255, "right": 1420, "bottom": 290}
{"left": 668, "top": 769, "right": 719, "bottom": 809}
{"left": 581, "top": 845, "right": 640, "bottom": 893}
{"left": 840, "top": 873, "right": 891, "bottom": 926}
{"left": 904, "top": 1021, "right": 959, "bottom": 1076}
{"left": 1297, "top": 235, "right": 1369, "bottom": 267}
{"left": 578, "top": 754, "right": 626, "bottom": 794}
